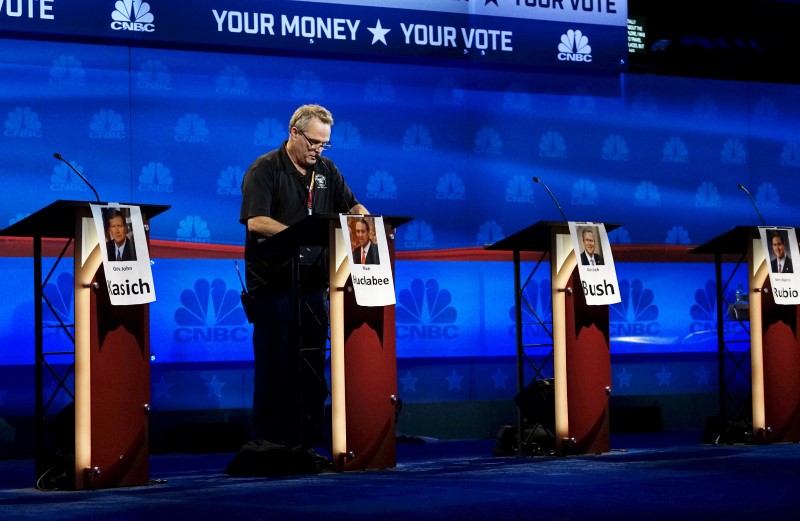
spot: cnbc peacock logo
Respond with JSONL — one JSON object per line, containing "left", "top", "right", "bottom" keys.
{"left": 689, "top": 280, "right": 746, "bottom": 336}
{"left": 42, "top": 272, "right": 75, "bottom": 340}
{"left": 173, "top": 279, "right": 249, "bottom": 343}
{"left": 609, "top": 279, "right": 660, "bottom": 336}
{"left": 507, "top": 279, "right": 551, "bottom": 339}
{"left": 557, "top": 29, "right": 592, "bottom": 63}
{"left": 111, "top": 0, "right": 155, "bottom": 32}
{"left": 396, "top": 279, "right": 458, "bottom": 340}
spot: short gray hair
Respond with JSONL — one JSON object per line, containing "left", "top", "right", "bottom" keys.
{"left": 289, "top": 104, "right": 334, "bottom": 131}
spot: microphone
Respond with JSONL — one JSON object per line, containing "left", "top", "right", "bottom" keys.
{"left": 533, "top": 176, "right": 568, "bottom": 222}
{"left": 53, "top": 153, "right": 101, "bottom": 203}
{"left": 737, "top": 183, "right": 766, "bottom": 227}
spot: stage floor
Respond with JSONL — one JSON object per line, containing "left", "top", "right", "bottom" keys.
{"left": 1, "top": 431, "right": 799, "bottom": 520}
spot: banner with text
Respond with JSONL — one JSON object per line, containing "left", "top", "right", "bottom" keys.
{"left": 91, "top": 204, "right": 157, "bottom": 306}
{"left": 340, "top": 214, "right": 395, "bottom": 307}
{"left": 0, "top": 0, "right": 628, "bottom": 72}
{"left": 759, "top": 226, "right": 800, "bottom": 305}
{"left": 569, "top": 221, "right": 620, "bottom": 305}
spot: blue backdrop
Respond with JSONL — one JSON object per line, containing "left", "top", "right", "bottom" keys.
{"left": 0, "top": 34, "right": 789, "bottom": 417}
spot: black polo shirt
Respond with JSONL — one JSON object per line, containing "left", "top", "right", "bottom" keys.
{"left": 240, "top": 142, "right": 360, "bottom": 293}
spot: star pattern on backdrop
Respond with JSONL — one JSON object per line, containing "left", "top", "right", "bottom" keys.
{"left": 491, "top": 369, "right": 509, "bottom": 389}
{"left": 400, "top": 371, "right": 418, "bottom": 393}
{"left": 153, "top": 375, "right": 174, "bottom": 399}
{"left": 368, "top": 20, "right": 391, "bottom": 45}
{"left": 694, "top": 365, "right": 711, "bottom": 385}
{"left": 204, "top": 375, "right": 225, "bottom": 398}
{"left": 656, "top": 366, "right": 672, "bottom": 387}
{"left": 485, "top": 0, "right": 499, "bottom": 6}
{"left": 446, "top": 369, "right": 464, "bottom": 391}
{"left": 616, "top": 368, "right": 632, "bottom": 388}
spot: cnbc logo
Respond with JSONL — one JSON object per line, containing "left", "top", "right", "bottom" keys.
{"left": 476, "top": 220, "right": 504, "bottom": 246}
{"left": 174, "top": 113, "right": 210, "bottom": 143}
{"left": 689, "top": 280, "right": 746, "bottom": 336}
{"left": 138, "top": 161, "right": 174, "bottom": 193}
{"left": 51, "top": 161, "right": 90, "bottom": 193}
{"left": 609, "top": 279, "right": 660, "bottom": 336}
{"left": 508, "top": 279, "right": 551, "bottom": 339}
{"left": 4, "top": 107, "right": 42, "bottom": 138}
{"left": 366, "top": 171, "right": 398, "bottom": 200}
{"left": 42, "top": 272, "right": 75, "bottom": 340}
{"left": 89, "top": 109, "right": 126, "bottom": 140}
{"left": 396, "top": 279, "right": 458, "bottom": 340}
{"left": 173, "top": 279, "right": 249, "bottom": 343}
{"left": 557, "top": 29, "right": 592, "bottom": 63}
{"left": 217, "top": 166, "right": 244, "bottom": 196}
{"left": 111, "top": 0, "right": 155, "bottom": 33}
{"left": 176, "top": 215, "right": 211, "bottom": 243}
{"left": 436, "top": 172, "right": 466, "bottom": 201}
{"left": 402, "top": 220, "right": 435, "bottom": 249}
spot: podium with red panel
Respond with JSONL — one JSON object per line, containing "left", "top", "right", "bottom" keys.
{"left": 486, "top": 221, "right": 616, "bottom": 456}
{"left": 0, "top": 200, "right": 169, "bottom": 490}
{"left": 259, "top": 214, "right": 409, "bottom": 471}
{"left": 692, "top": 226, "right": 800, "bottom": 443}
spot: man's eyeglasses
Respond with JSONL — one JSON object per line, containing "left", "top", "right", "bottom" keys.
{"left": 296, "top": 128, "right": 332, "bottom": 150}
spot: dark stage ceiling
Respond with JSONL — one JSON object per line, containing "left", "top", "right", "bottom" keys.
{"left": 627, "top": 0, "right": 799, "bottom": 83}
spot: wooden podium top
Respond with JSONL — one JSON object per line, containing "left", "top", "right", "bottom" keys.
{"left": 485, "top": 220, "right": 620, "bottom": 252}
{"left": 0, "top": 199, "right": 170, "bottom": 239}
{"left": 689, "top": 226, "right": 761, "bottom": 255}
{"left": 259, "top": 214, "right": 412, "bottom": 252}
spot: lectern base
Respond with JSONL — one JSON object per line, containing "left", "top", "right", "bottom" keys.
{"left": 225, "top": 440, "right": 331, "bottom": 476}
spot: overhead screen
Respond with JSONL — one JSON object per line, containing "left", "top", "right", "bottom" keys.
{"left": 0, "top": 0, "right": 629, "bottom": 73}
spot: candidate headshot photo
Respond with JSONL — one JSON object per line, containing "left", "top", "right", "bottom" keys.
{"left": 349, "top": 217, "right": 379, "bottom": 265}
{"left": 104, "top": 208, "right": 137, "bottom": 262}
{"left": 769, "top": 230, "right": 793, "bottom": 274}
{"left": 579, "top": 227, "right": 604, "bottom": 266}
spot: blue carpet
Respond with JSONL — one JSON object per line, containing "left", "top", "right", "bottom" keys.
{"left": 1, "top": 432, "right": 799, "bottom": 520}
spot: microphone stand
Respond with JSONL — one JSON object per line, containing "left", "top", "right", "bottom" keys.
{"left": 737, "top": 184, "right": 766, "bottom": 227}
{"left": 54, "top": 153, "right": 101, "bottom": 203}
{"left": 533, "top": 177, "right": 568, "bottom": 222}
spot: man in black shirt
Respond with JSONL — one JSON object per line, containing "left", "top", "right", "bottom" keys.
{"left": 240, "top": 104, "right": 368, "bottom": 461}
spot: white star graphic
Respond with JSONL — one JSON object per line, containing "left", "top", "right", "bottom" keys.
{"left": 656, "top": 366, "right": 672, "bottom": 387}
{"left": 695, "top": 365, "right": 711, "bottom": 385}
{"left": 616, "top": 368, "right": 632, "bottom": 388}
{"left": 491, "top": 369, "right": 509, "bottom": 389}
{"left": 367, "top": 20, "right": 391, "bottom": 45}
{"left": 446, "top": 369, "right": 464, "bottom": 391}
{"left": 400, "top": 371, "right": 418, "bottom": 393}
{"left": 204, "top": 375, "right": 225, "bottom": 398}
{"left": 153, "top": 375, "right": 173, "bottom": 399}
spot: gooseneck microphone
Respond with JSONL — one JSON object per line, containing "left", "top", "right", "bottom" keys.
{"left": 533, "top": 176, "right": 568, "bottom": 222}
{"left": 737, "top": 183, "right": 766, "bottom": 227}
{"left": 53, "top": 152, "right": 101, "bottom": 203}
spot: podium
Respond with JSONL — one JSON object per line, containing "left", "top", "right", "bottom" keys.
{"left": 486, "top": 221, "right": 617, "bottom": 455}
{"left": 692, "top": 227, "right": 800, "bottom": 443}
{"left": 259, "top": 214, "right": 410, "bottom": 471}
{"left": 0, "top": 200, "right": 169, "bottom": 489}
